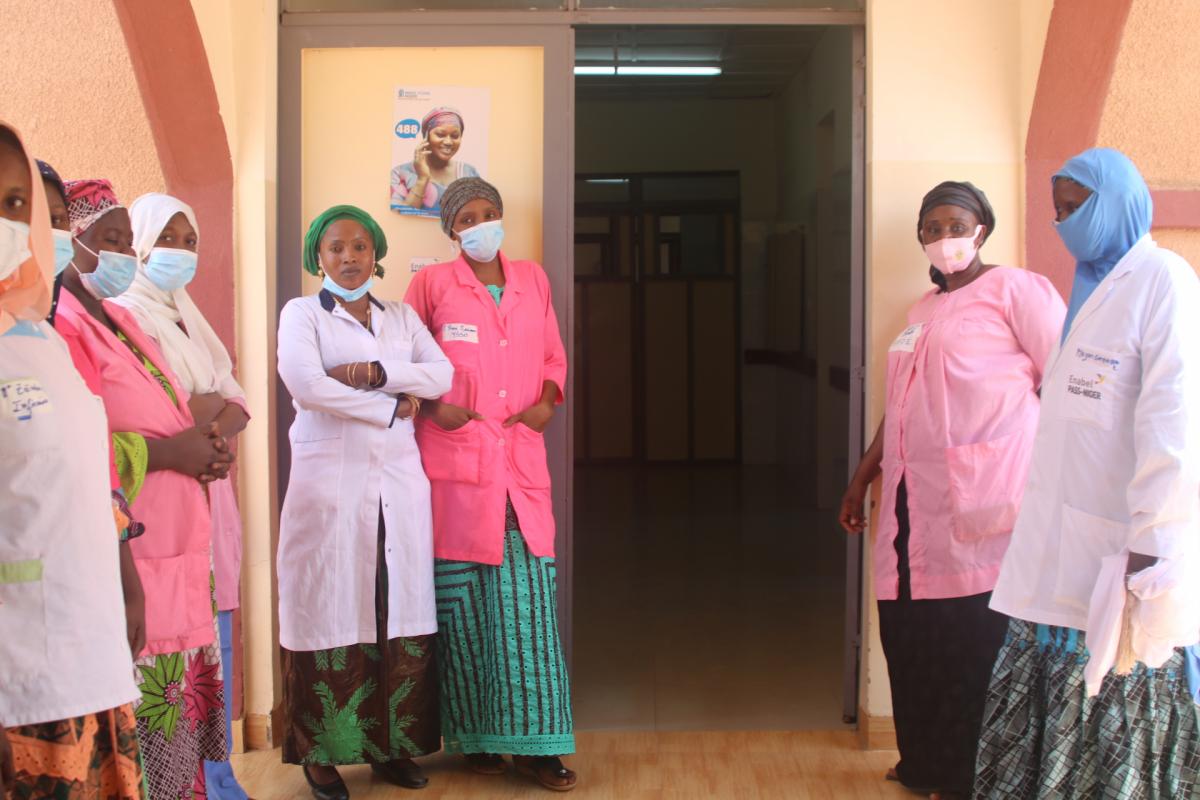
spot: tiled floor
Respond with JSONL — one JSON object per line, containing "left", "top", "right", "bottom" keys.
{"left": 572, "top": 464, "right": 850, "bottom": 732}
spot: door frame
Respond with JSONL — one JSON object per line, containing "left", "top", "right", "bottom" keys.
{"left": 276, "top": 3, "right": 866, "bottom": 724}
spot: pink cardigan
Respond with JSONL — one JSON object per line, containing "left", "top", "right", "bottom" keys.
{"left": 55, "top": 291, "right": 214, "bottom": 656}
{"left": 405, "top": 254, "right": 567, "bottom": 565}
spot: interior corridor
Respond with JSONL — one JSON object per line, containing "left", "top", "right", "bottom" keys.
{"left": 572, "top": 464, "right": 848, "bottom": 731}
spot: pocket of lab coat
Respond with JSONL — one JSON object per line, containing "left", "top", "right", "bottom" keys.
{"left": 137, "top": 550, "right": 213, "bottom": 653}
{"left": 1058, "top": 345, "right": 1120, "bottom": 431}
{"left": 509, "top": 423, "right": 551, "bottom": 490}
{"left": 417, "top": 420, "right": 481, "bottom": 484}
{"left": 945, "top": 431, "right": 1032, "bottom": 540}
{"left": 1053, "top": 504, "right": 1129, "bottom": 611}
{"left": 0, "top": 556, "right": 47, "bottom": 685}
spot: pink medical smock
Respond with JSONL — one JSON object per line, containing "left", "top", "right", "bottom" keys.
{"left": 875, "top": 266, "right": 1065, "bottom": 600}
{"left": 405, "top": 253, "right": 567, "bottom": 565}
{"left": 55, "top": 290, "right": 214, "bottom": 656}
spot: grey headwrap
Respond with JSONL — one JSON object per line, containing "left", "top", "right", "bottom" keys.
{"left": 439, "top": 177, "right": 503, "bottom": 236}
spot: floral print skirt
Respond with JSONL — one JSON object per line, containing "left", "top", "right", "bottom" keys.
{"left": 280, "top": 519, "right": 440, "bottom": 766}
{"left": 8, "top": 703, "right": 143, "bottom": 799}
{"left": 133, "top": 623, "right": 228, "bottom": 799}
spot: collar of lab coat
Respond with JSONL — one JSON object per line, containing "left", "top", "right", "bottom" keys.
{"left": 1050, "top": 233, "right": 1154, "bottom": 373}
{"left": 450, "top": 251, "right": 524, "bottom": 318}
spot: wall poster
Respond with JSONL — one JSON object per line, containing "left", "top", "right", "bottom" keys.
{"left": 390, "top": 86, "right": 491, "bottom": 219}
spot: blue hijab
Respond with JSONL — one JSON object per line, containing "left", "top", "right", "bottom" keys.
{"left": 1054, "top": 148, "right": 1152, "bottom": 342}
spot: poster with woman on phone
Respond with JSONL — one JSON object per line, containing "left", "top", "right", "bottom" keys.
{"left": 390, "top": 86, "right": 491, "bottom": 218}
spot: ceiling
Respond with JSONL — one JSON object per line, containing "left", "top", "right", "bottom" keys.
{"left": 575, "top": 26, "right": 826, "bottom": 101}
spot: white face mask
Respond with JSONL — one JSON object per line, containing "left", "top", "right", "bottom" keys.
{"left": 0, "top": 217, "right": 32, "bottom": 282}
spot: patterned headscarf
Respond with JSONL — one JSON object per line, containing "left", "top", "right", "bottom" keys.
{"left": 64, "top": 179, "right": 123, "bottom": 236}
{"left": 302, "top": 204, "right": 388, "bottom": 277}
{"left": 421, "top": 107, "right": 465, "bottom": 137}
{"left": 0, "top": 121, "right": 53, "bottom": 334}
{"left": 439, "top": 177, "right": 503, "bottom": 236}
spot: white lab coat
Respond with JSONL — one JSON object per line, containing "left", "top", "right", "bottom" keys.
{"left": 0, "top": 322, "right": 139, "bottom": 725}
{"left": 277, "top": 292, "right": 453, "bottom": 652}
{"left": 991, "top": 236, "right": 1200, "bottom": 642}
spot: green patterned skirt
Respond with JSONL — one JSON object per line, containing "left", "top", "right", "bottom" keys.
{"left": 281, "top": 522, "right": 440, "bottom": 765}
{"left": 434, "top": 505, "right": 575, "bottom": 757}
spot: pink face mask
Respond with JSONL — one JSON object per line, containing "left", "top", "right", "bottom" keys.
{"left": 924, "top": 225, "right": 983, "bottom": 274}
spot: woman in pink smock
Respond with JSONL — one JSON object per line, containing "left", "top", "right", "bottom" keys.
{"left": 405, "top": 178, "right": 577, "bottom": 793}
{"left": 838, "top": 182, "right": 1065, "bottom": 800}
{"left": 53, "top": 179, "right": 234, "bottom": 800}
{"left": 117, "top": 192, "right": 252, "bottom": 800}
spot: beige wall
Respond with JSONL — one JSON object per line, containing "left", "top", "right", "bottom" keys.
{"left": 300, "top": 46, "right": 545, "bottom": 301}
{"left": 862, "top": 0, "right": 1051, "bottom": 718}
{"left": 1, "top": 0, "right": 164, "bottom": 200}
{"left": 191, "top": 0, "right": 280, "bottom": 744}
{"left": 1097, "top": 0, "right": 1200, "bottom": 277}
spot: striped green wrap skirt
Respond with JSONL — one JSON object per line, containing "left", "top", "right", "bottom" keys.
{"left": 434, "top": 501, "right": 575, "bottom": 756}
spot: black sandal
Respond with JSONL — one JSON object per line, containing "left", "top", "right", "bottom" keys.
{"left": 303, "top": 765, "right": 349, "bottom": 800}
{"left": 513, "top": 755, "right": 577, "bottom": 792}
{"left": 371, "top": 759, "right": 429, "bottom": 790}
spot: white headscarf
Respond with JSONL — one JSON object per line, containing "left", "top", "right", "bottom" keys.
{"left": 114, "top": 193, "right": 244, "bottom": 400}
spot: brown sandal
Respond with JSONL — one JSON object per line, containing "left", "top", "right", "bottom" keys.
{"left": 464, "top": 752, "right": 507, "bottom": 775}
{"left": 513, "top": 756, "right": 577, "bottom": 792}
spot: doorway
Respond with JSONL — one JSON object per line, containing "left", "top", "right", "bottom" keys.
{"left": 569, "top": 24, "right": 861, "bottom": 731}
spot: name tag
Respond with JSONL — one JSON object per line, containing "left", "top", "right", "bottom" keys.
{"left": 889, "top": 323, "right": 924, "bottom": 353}
{"left": 443, "top": 323, "right": 479, "bottom": 344}
{"left": 0, "top": 378, "right": 52, "bottom": 421}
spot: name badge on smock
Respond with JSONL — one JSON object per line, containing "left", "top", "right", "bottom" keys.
{"left": 0, "top": 378, "right": 51, "bottom": 421}
{"left": 889, "top": 323, "right": 924, "bottom": 353}
{"left": 443, "top": 323, "right": 479, "bottom": 344}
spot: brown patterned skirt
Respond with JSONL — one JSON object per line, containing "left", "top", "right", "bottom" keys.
{"left": 8, "top": 703, "right": 143, "bottom": 800}
{"left": 281, "top": 519, "right": 439, "bottom": 765}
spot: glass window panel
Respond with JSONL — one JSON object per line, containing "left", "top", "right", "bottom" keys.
{"left": 575, "top": 241, "right": 607, "bottom": 276}
{"left": 616, "top": 215, "right": 633, "bottom": 276}
{"left": 642, "top": 174, "right": 738, "bottom": 203}
{"left": 286, "top": 0, "right": 564, "bottom": 9}
{"left": 575, "top": 216, "right": 611, "bottom": 235}
{"left": 679, "top": 213, "right": 723, "bottom": 275}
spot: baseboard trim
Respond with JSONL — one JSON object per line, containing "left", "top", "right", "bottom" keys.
{"left": 244, "top": 712, "right": 275, "bottom": 751}
{"left": 856, "top": 706, "right": 897, "bottom": 751}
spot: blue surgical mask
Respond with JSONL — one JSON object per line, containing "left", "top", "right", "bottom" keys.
{"left": 145, "top": 247, "right": 198, "bottom": 292}
{"left": 51, "top": 229, "right": 75, "bottom": 277}
{"left": 457, "top": 220, "right": 504, "bottom": 263}
{"left": 74, "top": 240, "right": 138, "bottom": 299}
{"left": 1053, "top": 192, "right": 1106, "bottom": 263}
{"left": 323, "top": 274, "right": 373, "bottom": 303}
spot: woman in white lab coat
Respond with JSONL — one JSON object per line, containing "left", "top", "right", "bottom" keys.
{"left": 973, "top": 149, "right": 1200, "bottom": 798}
{"left": 276, "top": 205, "right": 453, "bottom": 799}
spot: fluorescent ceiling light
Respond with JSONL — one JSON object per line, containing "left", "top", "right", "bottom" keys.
{"left": 617, "top": 65, "right": 721, "bottom": 77}
{"left": 584, "top": 178, "right": 629, "bottom": 185}
{"left": 573, "top": 65, "right": 722, "bottom": 77}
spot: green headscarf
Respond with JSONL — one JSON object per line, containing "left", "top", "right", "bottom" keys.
{"left": 303, "top": 204, "right": 388, "bottom": 277}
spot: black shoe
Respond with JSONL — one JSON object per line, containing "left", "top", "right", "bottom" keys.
{"left": 303, "top": 765, "right": 349, "bottom": 800}
{"left": 371, "top": 759, "right": 429, "bottom": 790}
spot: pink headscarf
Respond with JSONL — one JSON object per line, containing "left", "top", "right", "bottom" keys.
{"left": 421, "top": 107, "right": 465, "bottom": 137}
{"left": 64, "top": 179, "right": 123, "bottom": 236}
